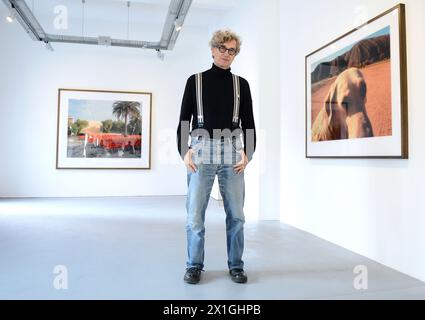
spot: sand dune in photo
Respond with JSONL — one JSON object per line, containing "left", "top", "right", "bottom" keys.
{"left": 81, "top": 120, "right": 102, "bottom": 134}
{"left": 312, "top": 34, "right": 390, "bottom": 83}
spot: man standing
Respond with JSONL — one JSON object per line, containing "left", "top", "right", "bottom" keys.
{"left": 177, "top": 30, "right": 256, "bottom": 284}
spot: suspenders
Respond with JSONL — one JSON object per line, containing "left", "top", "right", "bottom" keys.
{"left": 195, "top": 73, "right": 204, "bottom": 128}
{"left": 232, "top": 74, "right": 241, "bottom": 125}
{"left": 195, "top": 72, "right": 240, "bottom": 129}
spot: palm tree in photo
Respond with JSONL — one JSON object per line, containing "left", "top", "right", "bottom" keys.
{"left": 128, "top": 110, "right": 142, "bottom": 155}
{"left": 128, "top": 111, "right": 142, "bottom": 135}
{"left": 112, "top": 101, "right": 141, "bottom": 136}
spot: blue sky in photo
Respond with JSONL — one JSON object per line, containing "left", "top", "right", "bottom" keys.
{"left": 68, "top": 99, "right": 143, "bottom": 121}
{"left": 311, "top": 25, "right": 390, "bottom": 72}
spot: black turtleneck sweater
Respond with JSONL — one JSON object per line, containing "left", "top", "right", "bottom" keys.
{"left": 177, "top": 63, "right": 256, "bottom": 160}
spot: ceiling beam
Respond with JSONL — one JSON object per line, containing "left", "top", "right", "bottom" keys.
{"left": 2, "top": 0, "right": 193, "bottom": 53}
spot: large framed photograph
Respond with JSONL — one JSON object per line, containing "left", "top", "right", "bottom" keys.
{"left": 305, "top": 3, "right": 408, "bottom": 158}
{"left": 56, "top": 89, "right": 152, "bottom": 169}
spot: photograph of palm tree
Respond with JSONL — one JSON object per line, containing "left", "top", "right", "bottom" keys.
{"left": 67, "top": 98, "right": 143, "bottom": 158}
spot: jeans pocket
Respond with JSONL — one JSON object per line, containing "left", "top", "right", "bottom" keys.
{"left": 190, "top": 138, "right": 201, "bottom": 151}
{"left": 231, "top": 138, "right": 243, "bottom": 152}
{"left": 190, "top": 138, "right": 203, "bottom": 163}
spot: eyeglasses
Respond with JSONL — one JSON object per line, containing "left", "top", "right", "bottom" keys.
{"left": 216, "top": 45, "right": 237, "bottom": 56}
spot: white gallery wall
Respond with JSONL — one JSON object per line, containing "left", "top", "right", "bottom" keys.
{"left": 0, "top": 1, "right": 281, "bottom": 222}
{"left": 280, "top": 0, "right": 425, "bottom": 281}
{"left": 0, "top": 4, "right": 225, "bottom": 198}
{"left": 218, "top": 0, "right": 281, "bottom": 220}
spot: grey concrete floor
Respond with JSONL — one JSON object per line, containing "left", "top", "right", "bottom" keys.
{"left": 0, "top": 196, "right": 424, "bottom": 300}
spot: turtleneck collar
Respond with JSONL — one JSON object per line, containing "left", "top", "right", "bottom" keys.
{"left": 211, "top": 63, "right": 231, "bottom": 75}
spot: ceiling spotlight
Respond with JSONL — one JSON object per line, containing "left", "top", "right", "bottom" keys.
{"left": 156, "top": 49, "right": 165, "bottom": 61}
{"left": 45, "top": 41, "right": 54, "bottom": 52}
{"left": 174, "top": 20, "right": 182, "bottom": 32}
{"left": 6, "top": 10, "right": 16, "bottom": 23}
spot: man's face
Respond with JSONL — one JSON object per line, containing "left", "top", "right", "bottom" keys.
{"left": 211, "top": 40, "right": 237, "bottom": 70}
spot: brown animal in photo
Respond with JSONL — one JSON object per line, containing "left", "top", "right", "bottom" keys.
{"left": 312, "top": 67, "right": 374, "bottom": 142}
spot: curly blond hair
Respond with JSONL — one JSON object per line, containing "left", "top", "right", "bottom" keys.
{"left": 209, "top": 29, "right": 242, "bottom": 55}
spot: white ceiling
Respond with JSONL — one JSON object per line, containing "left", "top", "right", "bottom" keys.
{"left": 23, "top": 0, "right": 239, "bottom": 12}
{"left": 114, "top": 0, "right": 239, "bottom": 10}
{"left": 5, "top": 0, "right": 240, "bottom": 44}
{"left": 21, "top": 0, "right": 240, "bottom": 25}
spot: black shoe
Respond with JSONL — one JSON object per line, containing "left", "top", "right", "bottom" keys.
{"left": 229, "top": 269, "right": 248, "bottom": 283}
{"left": 184, "top": 267, "right": 202, "bottom": 284}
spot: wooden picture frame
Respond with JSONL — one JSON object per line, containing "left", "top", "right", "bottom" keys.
{"left": 56, "top": 89, "right": 152, "bottom": 169}
{"left": 305, "top": 3, "right": 408, "bottom": 159}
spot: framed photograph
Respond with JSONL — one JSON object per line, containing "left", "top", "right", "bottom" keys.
{"left": 305, "top": 3, "right": 408, "bottom": 158}
{"left": 56, "top": 89, "right": 152, "bottom": 169}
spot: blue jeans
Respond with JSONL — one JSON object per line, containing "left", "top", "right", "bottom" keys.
{"left": 186, "top": 136, "right": 245, "bottom": 271}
